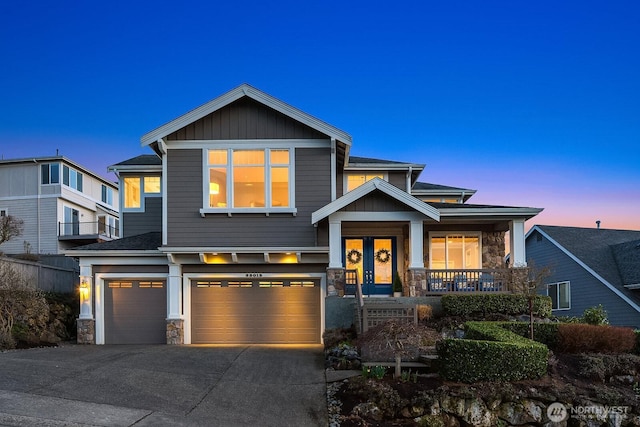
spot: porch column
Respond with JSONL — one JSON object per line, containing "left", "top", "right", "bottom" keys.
{"left": 328, "top": 218, "right": 342, "bottom": 268}
{"left": 167, "top": 262, "right": 184, "bottom": 345}
{"left": 409, "top": 220, "right": 424, "bottom": 269}
{"left": 509, "top": 219, "right": 527, "bottom": 267}
{"left": 77, "top": 264, "right": 95, "bottom": 344}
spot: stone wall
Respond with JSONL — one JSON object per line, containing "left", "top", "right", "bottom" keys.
{"left": 166, "top": 319, "right": 184, "bottom": 345}
{"left": 482, "top": 231, "right": 506, "bottom": 269}
{"left": 76, "top": 318, "right": 95, "bottom": 344}
{"left": 327, "top": 268, "right": 346, "bottom": 296}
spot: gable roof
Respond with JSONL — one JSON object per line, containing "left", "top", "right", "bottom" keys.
{"left": 311, "top": 177, "right": 440, "bottom": 224}
{"left": 529, "top": 225, "right": 640, "bottom": 312}
{"left": 611, "top": 239, "right": 640, "bottom": 287}
{"left": 140, "top": 84, "right": 352, "bottom": 147}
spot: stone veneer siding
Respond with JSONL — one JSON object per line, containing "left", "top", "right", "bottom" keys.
{"left": 77, "top": 318, "right": 95, "bottom": 344}
{"left": 166, "top": 319, "right": 184, "bottom": 345}
{"left": 327, "top": 268, "right": 346, "bottom": 296}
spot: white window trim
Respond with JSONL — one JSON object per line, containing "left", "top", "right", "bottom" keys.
{"left": 342, "top": 172, "right": 389, "bottom": 195}
{"left": 121, "top": 175, "right": 162, "bottom": 212}
{"left": 547, "top": 280, "right": 571, "bottom": 311}
{"left": 428, "top": 231, "right": 482, "bottom": 269}
{"left": 200, "top": 147, "right": 297, "bottom": 216}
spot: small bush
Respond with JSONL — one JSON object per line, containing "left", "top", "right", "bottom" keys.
{"left": 437, "top": 322, "right": 548, "bottom": 382}
{"left": 557, "top": 324, "right": 636, "bottom": 354}
{"left": 417, "top": 304, "right": 433, "bottom": 322}
{"left": 323, "top": 326, "right": 357, "bottom": 349}
{"left": 441, "top": 294, "right": 552, "bottom": 318}
{"left": 582, "top": 304, "right": 609, "bottom": 325}
{"left": 634, "top": 330, "right": 640, "bottom": 355}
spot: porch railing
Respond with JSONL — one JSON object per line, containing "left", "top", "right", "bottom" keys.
{"left": 424, "top": 269, "right": 511, "bottom": 293}
{"left": 58, "top": 221, "right": 120, "bottom": 239}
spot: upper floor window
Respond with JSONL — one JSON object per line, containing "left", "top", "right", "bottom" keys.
{"left": 62, "top": 165, "right": 83, "bottom": 192}
{"left": 547, "top": 281, "right": 571, "bottom": 310}
{"left": 123, "top": 176, "right": 161, "bottom": 210}
{"left": 429, "top": 233, "right": 481, "bottom": 269}
{"left": 346, "top": 173, "right": 384, "bottom": 192}
{"left": 101, "top": 185, "right": 114, "bottom": 206}
{"left": 206, "top": 149, "right": 291, "bottom": 210}
{"left": 41, "top": 163, "right": 60, "bottom": 184}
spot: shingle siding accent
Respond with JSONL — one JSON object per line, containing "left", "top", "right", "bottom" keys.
{"left": 340, "top": 191, "right": 415, "bottom": 212}
{"left": 166, "top": 147, "right": 331, "bottom": 248}
{"left": 527, "top": 231, "right": 640, "bottom": 328}
{"left": 166, "top": 97, "right": 327, "bottom": 141}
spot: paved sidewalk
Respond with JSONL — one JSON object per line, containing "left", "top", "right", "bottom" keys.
{"left": 0, "top": 344, "right": 327, "bottom": 427}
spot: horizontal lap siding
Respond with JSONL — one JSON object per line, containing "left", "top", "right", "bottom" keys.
{"left": 527, "top": 231, "right": 640, "bottom": 328}
{"left": 166, "top": 148, "right": 331, "bottom": 247}
{"left": 122, "top": 197, "right": 162, "bottom": 238}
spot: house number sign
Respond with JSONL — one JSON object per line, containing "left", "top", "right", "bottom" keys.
{"left": 245, "top": 273, "right": 263, "bottom": 278}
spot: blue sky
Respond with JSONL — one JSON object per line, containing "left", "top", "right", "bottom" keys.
{"left": 1, "top": 1, "right": 638, "bottom": 230}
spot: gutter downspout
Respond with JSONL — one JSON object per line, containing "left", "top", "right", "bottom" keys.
{"left": 330, "top": 138, "right": 336, "bottom": 201}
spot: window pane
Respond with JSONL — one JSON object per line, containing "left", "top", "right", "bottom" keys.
{"left": 270, "top": 150, "right": 289, "bottom": 164}
{"left": 208, "top": 150, "right": 227, "bottom": 165}
{"left": 548, "top": 284, "right": 559, "bottom": 309}
{"left": 144, "top": 176, "right": 160, "bottom": 193}
{"left": 345, "top": 239, "right": 364, "bottom": 285}
{"left": 63, "top": 165, "right": 70, "bottom": 186}
{"left": 77, "top": 173, "right": 83, "bottom": 192}
{"left": 346, "top": 175, "right": 366, "bottom": 192}
{"left": 41, "top": 164, "right": 50, "bottom": 184}
{"left": 374, "top": 239, "right": 392, "bottom": 283}
{"left": 431, "top": 237, "right": 446, "bottom": 269}
{"left": 447, "top": 235, "right": 463, "bottom": 269}
{"left": 209, "top": 168, "right": 227, "bottom": 207}
{"left": 50, "top": 164, "right": 59, "bottom": 183}
{"left": 558, "top": 282, "right": 570, "bottom": 309}
{"left": 464, "top": 236, "right": 479, "bottom": 268}
{"left": 271, "top": 166, "right": 289, "bottom": 207}
{"left": 124, "top": 177, "right": 141, "bottom": 208}
{"left": 233, "top": 150, "right": 264, "bottom": 166}
{"left": 234, "top": 166, "right": 265, "bottom": 207}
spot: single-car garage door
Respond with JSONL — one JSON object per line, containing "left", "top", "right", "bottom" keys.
{"left": 191, "top": 278, "right": 321, "bottom": 344}
{"left": 104, "top": 280, "right": 167, "bottom": 344}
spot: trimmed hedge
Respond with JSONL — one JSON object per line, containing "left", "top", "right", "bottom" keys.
{"left": 441, "top": 294, "right": 552, "bottom": 318}
{"left": 497, "top": 322, "right": 560, "bottom": 349}
{"left": 557, "top": 324, "right": 636, "bottom": 354}
{"left": 437, "top": 321, "right": 549, "bottom": 382}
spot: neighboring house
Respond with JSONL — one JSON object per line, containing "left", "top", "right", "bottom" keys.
{"left": 0, "top": 156, "right": 120, "bottom": 255}
{"left": 66, "top": 84, "right": 542, "bottom": 345}
{"left": 526, "top": 225, "right": 640, "bottom": 328}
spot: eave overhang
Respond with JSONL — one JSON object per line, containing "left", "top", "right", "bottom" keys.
{"left": 438, "top": 206, "right": 543, "bottom": 221}
{"left": 140, "top": 84, "right": 352, "bottom": 148}
{"left": 312, "top": 177, "right": 440, "bottom": 224}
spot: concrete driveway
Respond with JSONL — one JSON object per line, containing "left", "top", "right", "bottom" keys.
{"left": 0, "top": 344, "right": 327, "bottom": 427}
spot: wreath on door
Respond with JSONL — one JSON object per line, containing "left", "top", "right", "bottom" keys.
{"left": 346, "top": 249, "right": 362, "bottom": 265}
{"left": 375, "top": 248, "right": 391, "bottom": 264}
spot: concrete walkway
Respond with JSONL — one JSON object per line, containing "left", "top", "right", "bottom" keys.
{"left": 0, "top": 344, "right": 327, "bottom": 426}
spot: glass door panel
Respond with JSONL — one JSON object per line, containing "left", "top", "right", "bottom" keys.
{"left": 343, "top": 237, "right": 395, "bottom": 296}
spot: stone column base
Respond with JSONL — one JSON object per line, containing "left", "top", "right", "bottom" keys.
{"left": 326, "top": 268, "right": 346, "bottom": 296}
{"left": 77, "top": 318, "right": 95, "bottom": 344}
{"left": 407, "top": 268, "right": 427, "bottom": 297}
{"left": 166, "top": 319, "right": 184, "bottom": 345}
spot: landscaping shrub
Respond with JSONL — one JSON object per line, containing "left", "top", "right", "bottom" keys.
{"left": 577, "top": 353, "right": 640, "bottom": 383}
{"left": 495, "top": 321, "right": 560, "bottom": 349}
{"left": 581, "top": 304, "right": 609, "bottom": 325}
{"left": 440, "top": 294, "right": 552, "bottom": 318}
{"left": 634, "top": 330, "right": 640, "bottom": 355}
{"left": 437, "top": 322, "right": 548, "bottom": 382}
{"left": 557, "top": 324, "right": 636, "bottom": 354}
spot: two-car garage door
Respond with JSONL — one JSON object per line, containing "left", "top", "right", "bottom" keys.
{"left": 104, "top": 277, "right": 321, "bottom": 344}
{"left": 191, "top": 278, "right": 321, "bottom": 344}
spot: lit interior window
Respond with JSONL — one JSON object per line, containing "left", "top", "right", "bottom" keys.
{"left": 144, "top": 177, "right": 161, "bottom": 193}
{"left": 124, "top": 177, "right": 141, "bottom": 208}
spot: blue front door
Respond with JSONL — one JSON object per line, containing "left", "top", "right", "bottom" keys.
{"left": 344, "top": 237, "right": 396, "bottom": 296}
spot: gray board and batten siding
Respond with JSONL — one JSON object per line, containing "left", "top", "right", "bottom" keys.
{"left": 165, "top": 96, "right": 328, "bottom": 141}
{"left": 166, "top": 147, "right": 332, "bottom": 248}
{"left": 527, "top": 229, "right": 640, "bottom": 328}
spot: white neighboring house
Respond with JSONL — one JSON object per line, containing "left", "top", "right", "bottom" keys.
{"left": 0, "top": 156, "right": 120, "bottom": 255}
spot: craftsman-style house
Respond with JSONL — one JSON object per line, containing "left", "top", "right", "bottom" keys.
{"left": 66, "top": 84, "right": 542, "bottom": 345}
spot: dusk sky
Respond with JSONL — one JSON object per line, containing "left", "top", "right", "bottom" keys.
{"left": 1, "top": 1, "right": 638, "bottom": 231}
